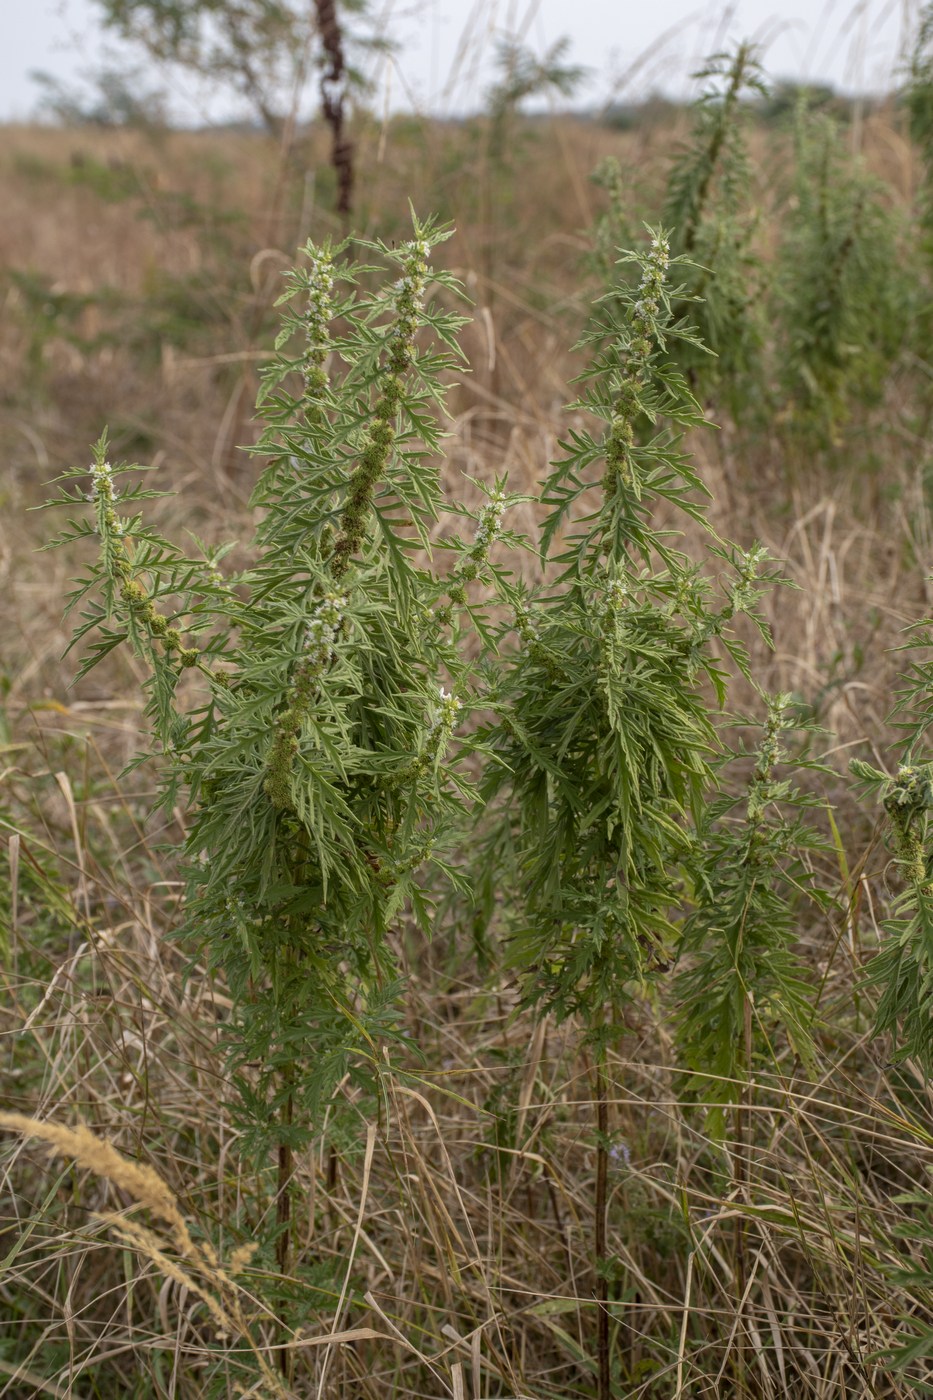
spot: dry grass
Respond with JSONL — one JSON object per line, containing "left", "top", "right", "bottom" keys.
{"left": 4, "top": 805, "right": 933, "bottom": 1396}
{"left": 3, "top": 98, "right": 933, "bottom": 1397}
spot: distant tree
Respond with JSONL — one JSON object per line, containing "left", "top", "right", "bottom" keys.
{"left": 87, "top": 0, "right": 383, "bottom": 212}
{"left": 31, "top": 66, "right": 169, "bottom": 128}
{"left": 758, "top": 79, "right": 840, "bottom": 124}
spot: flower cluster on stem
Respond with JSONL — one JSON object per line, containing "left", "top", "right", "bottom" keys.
{"left": 89, "top": 448, "right": 198, "bottom": 668}
{"left": 604, "top": 230, "right": 671, "bottom": 491}
{"left": 884, "top": 763, "right": 933, "bottom": 890}
{"left": 746, "top": 693, "right": 791, "bottom": 826}
{"left": 301, "top": 247, "right": 335, "bottom": 402}
{"left": 729, "top": 544, "right": 768, "bottom": 614}
{"left": 264, "top": 592, "right": 348, "bottom": 809}
{"left": 330, "top": 237, "right": 431, "bottom": 580}
{"left": 689, "top": 543, "right": 768, "bottom": 657}
{"left": 513, "top": 601, "right": 566, "bottom": 682}
{"left": 603, "top": 573, "right": 630, "bottom": 616}
{"left": 408, "top": 686, "right": 461, "bottom": 781}
{"left": 447, "top": 487, "right": 509, "bottom": 606}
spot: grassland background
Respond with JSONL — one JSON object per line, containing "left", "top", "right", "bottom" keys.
{"left": 3, "top": 86, "right": 933, "bottom": 1399}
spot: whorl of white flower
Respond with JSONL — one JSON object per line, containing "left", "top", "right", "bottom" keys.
{"left": 606, "top": 233, "right": 672, "bottom": 452}
{"left": 88, "top": 459, "right": 115, "bottom": 502}
{"left": 306, "top": 252, "right": 334, "bottom": 313}
{"left": 455, "top": 488, "right": 509, "bottom": 582}
{"left": 427, "top": 684, "right": 462, "bottom": 735}
{"left": 749, "top": 693, "right": 794, "bottom": 817}
{"left": 393, "top": 239, "right": 430, "bottom": 317}
{"left": 302, "top": 249, "right": 335, "bottom": 392}
{"left": 738, "top": 543, "right": 768, "bottom": 581}
{"left": 629, "top": 232, "right": 670, "bottom": 346}
{"left": 303, "top": 591, "right": 348, "bottom": 671}
{"left": 672, "top": 575, "right": 697, "bottom": 614}
{"left": 730, "top": 544, "right": 769, "bottom": 614}
{"left": 631, "top": 297, "right": 659, "bottom": 321}
{"left": 411, "top": 683, "right": 462, "bottom": 778}
{"left": 642, "top": 231, "right": 671, "bottom": 288}
{"left": 604, "top": 574, "right": 630, "bottom": 613}
{"left": 473, "top": 489, "right": 507, "bottom": 552}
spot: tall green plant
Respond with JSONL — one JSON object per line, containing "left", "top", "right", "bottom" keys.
{"left": 777, "top": 103, "right": 907, "bottom": 436}
{"left": 673, "top": 694, "right": 827, "bottom": 1394}
{"left": 850, "top": 607, "right": 933, "bottom": 1384}
{"left": 481, "top": 228, "right": 774, "bottom": 1022}
{"left": 662, "top": 44, "right": 766, "bottom": 405}
{"left": 44, "top": 217, "right": 507, "bottom": 1277}
{"left": 593, "top": 46, "right": 765, "bottom": 418}
{"left": 674, "top": 693, "right": 827, "bottom": 1136}
{"left": 852, "top": 612, "right": 933, "bottom": 1070}
{"left": 476, "top": 227, "right": 778, "bottom": 1397}
{"left": 905, "top": 2, "right": 933, "bottom": 258}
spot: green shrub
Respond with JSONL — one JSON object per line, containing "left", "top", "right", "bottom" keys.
{"left": 43, "top": 216, "right": 513, "bottom": 1275}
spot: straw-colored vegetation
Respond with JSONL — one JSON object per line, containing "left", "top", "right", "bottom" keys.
{"left": 6, "top": 23, "right": 933, "bottom": 1400}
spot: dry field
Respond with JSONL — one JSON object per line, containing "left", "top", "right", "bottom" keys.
{"left": 3, "top": 94, "right": 933, "bottom": 1399}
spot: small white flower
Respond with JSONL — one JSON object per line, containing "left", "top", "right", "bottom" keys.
{"left": 303, "top": 592, "right": 348, "bottom": 667}
{"left": 605, "top": 576, "right": 629, "bottom": 612}
{"left": 89, "top": 459, "right": 115, "bottom": 501}
{"left": 427, "top": 686, "right": 461, "bottom": 734}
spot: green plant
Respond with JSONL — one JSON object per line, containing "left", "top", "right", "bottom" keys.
{"left": 777, "top": 102, "right": 908, "bottom": 435}
{"left": 661, "top": 44, "right": 766, "bottom": 407}
{"left": 475, "top": 226, "right": 778, "bottom": 1397}
{"left": 852, "top": 622, "right": 933, "bottom": 1069}
{"left": 848, "top": 607, "right": 933, "bottom": 1385}
{"left": 674, "top": 694, "right": 828, "bottom": 1136}
{"left": 905, "top": 3, "right": 933, "bottom": 256}
{"left": 485, "top": 36, "right": 587, "bottom": 163}
{"left": 43, "top": 216, "right": 512, "bottom": 1294}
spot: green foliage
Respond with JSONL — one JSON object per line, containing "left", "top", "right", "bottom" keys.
{"left": 851, "top": 599, "right": 933, "bottom": 1070}
{"left": 661, "top": 45, "right": 766, "bottom": 403}
{"left": 592, "top": 47, "right": 912, "bottom": 451}
{"left": 45, "top": 216, "right": 511, "bottom": 1159}
{"left": 24, "top": 24, "right": 933, "bottom": 1391}
{"left": 674, "top": 695, "right": 829, "bottom": 1135}
{"left": 596, "top": 47, "right": 766, "bottom": 411}
{"left": 906, "top": 4, "right": 933, "bottom": 251}
{"left": 777, "top": 104, "right": 908, "bottom": 432}
{"left": 24, "top": 13, "right": 933, "bottom": 1392}
{"left": 477, "top": 228, "right": 776, "bottom": 1029}
{"left": 852, "top": 757, "right": 933, "bottom": 1068}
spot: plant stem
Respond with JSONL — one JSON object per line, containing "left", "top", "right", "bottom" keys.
{"left": 594, "top": 1046, "right": 611, "bottom": 1400}
{"left": 274, "top": 1070, "right": 295, "bottom": 1382}
{"left": 276, "top": 1080, "right": 294, "bottom": 1277}
{"left": 732, "top": 993, "right": 754, "bottom": 1400}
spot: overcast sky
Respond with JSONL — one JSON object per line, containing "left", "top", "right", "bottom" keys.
{"left": 1, "top": 0, "right": 922, "bottom": 125}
